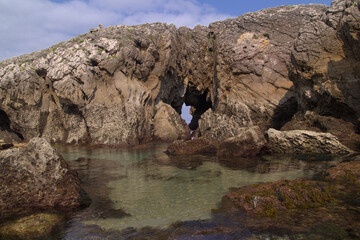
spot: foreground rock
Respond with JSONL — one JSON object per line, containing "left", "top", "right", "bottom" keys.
{"left": 222, "top": 178, "right": 334, "bottom": 217}
{"left": 217, "top": 126, "right": 269, "bottom": 158}
{"left": 0, "top": 137, "right": 89, "bottom": 219}
{"left": 166, "top": 137, "right": 218, "bottom": 155}
{"left": 0, "top": 213, "right": 64, "bottom": 240}
{"left": 266, "top": 128, "right": 353, "bottom": 155}
{"left": 325, "top": 160, "right": 360, "bottom": 184}
{"left": 219, "top": 158, "right": 360, "bottom": 236}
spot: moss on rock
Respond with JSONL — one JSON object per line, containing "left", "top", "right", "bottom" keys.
{"left": 0, "top": 213, "right": 64, "bottom": 239}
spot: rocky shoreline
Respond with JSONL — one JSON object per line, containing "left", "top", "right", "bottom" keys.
{"left": 0, "top": 0, "right": 360, "bottom": 239}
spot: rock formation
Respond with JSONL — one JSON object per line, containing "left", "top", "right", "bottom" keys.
{"left": 0, "top": 0, "right": 359, "bottom": 149}
{"left": 266, "top": 128, "right": 353, "bottom": 155}
{"left": 0, "top": 137, "right": 89, "bottom": 219}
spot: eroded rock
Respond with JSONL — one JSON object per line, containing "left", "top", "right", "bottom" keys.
{"left": 221, "top": 178, "right": 335, "bottom": 217}
{"left": 153, "top": 101, "right": 190, "bottom": 142}
{"left": 266, "top": 128, "right": 353, "bottom": 155}
{"left": 0, "top": 137, "right": 90, "bottom": 219}
{"left": 217, "top": 126, "right": 269, "bottom": 158}
{"left": 325, "top": 160, "right": 360, "bottom": 184}
{"left": 166, "top": 137, "right": 219, "bottom": 156}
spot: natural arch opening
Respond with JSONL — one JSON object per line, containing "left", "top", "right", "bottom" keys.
{"left": 180, "top": 104, "right": 192, "bottom": 125}
{"left": 183, "top": 87, "right": 212, "bottom": 131}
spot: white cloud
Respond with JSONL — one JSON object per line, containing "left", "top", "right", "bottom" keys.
{"left": 0, "top": 0, "right": 232, "bottom": 61}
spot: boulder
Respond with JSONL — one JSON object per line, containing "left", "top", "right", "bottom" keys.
{"left": 166, "top": 137, "right": 219, "bottom": 156}
{"left": 266, "top": 128, "right": 353, "bottom": 155}
{"left": 281, "top": 112, "right": 360, "bottom": 151}
{"left": 0, "top": 137, "right": 89, "bottom": 219}
{"left": 217, "top": 126, "right": 269, "bottom": 158}
{"left": 153, "top": 101, "right": 190, "bottom": 142}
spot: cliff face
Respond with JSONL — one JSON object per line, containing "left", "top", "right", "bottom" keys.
{"left": 0, "top": 0, "right": 359, "bottom": 148}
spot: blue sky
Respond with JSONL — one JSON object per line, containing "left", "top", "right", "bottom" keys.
{"left": 0, "top": 0, "right": 332, "bottom": 61}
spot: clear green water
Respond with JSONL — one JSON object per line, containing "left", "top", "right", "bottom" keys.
{"left": 55, "top": 144, "right": 341, "bottom": 239}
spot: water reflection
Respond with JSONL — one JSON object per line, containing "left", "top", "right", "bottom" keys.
{"left": 55, "top": 144, "right": 342, "bottom": 238}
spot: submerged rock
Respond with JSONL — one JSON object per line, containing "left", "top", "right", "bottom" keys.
{"left": 0, "top": 213, "right": 64, "bottom": 240}
{"left": 0, "top": 137, "right": 90, "bottom": 219}
{"left": 166, "top": 137, "right": 219, "bottom": 156}
{"left": 217, "top": 126, "right": 269, "bottom": 158}
{"left": 221, "top": 178, "right": 335, "bottom": 217}
{"left": 325, "top": 160, "right": 360, "bottom": 184}
{"left": 266, "top": 128, "right": 353, "bottom": 155}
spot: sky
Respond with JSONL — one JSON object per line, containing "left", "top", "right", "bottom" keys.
{"left": 0, "top": 0, "right": 333, "bottom": 62}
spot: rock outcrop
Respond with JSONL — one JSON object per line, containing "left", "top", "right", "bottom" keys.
{"left": 153, "top": 101, "right": 190, "bottom": 142}
{"left": 287, "top": 0, "right": 360, "bottom": 148}
{"left": 0, "top": 0, "right": 359, "bottom": 148}
{"left": 266, "top": 128, "right": 353, "bottom": 155}
{"left": 0, "top": 137, "right": 89, "bottom": 219}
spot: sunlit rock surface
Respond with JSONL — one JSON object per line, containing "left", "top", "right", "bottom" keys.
{"left": 0, "top": 137, "right": 89, "bottom": 219}
{"left": 0, "top": 0, "right": 359, "bottom": 150}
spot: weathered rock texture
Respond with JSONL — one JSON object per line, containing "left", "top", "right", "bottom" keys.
{"left": 266, "top": 128, "right": 353, "bottom": 155}
{"left": 287, "top": 0, "right": 360, "bottom": 148}
{"left": 166, "top": 138, "right": 219, "bottom": 156}
{"left": 217, "top": 126, "right": 268, "bottom": 157}
{"left": 0, "top": 0, "right": 359, "bottom": 148}
{"left": 221, "top": 178, "right": 334, "bottom": 217}
{"left": 0, "top": 137, "right": 89, "bottom": 219}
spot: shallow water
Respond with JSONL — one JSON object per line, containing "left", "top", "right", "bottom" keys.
{"left": 54, "top": 144, "right": 342, "bottom": 239}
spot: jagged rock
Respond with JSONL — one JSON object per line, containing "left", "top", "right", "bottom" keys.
{"left": 217, "top": 126, "right": 269, "bottom": 158}
{"left": 266, "top": 128, "right": 353, "bottom": 155}
{"left": 153, "top": 101, "right": 190, "bottom": 142}
{"left": 289, "top": 0, "right": 360, "bottom": 147}
{"left": 199, "top": 4, "right": 327, "bottom": 140}
{"left": 0, "top": 1, "right": 359, "bottom": 148}
{"left": 0, "top": 137, "right": 89, "bottom": 219}
{"left": 166, "top": 137, "right": 219, "bottom": 156}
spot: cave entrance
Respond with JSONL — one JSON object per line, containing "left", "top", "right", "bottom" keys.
{"left": 182, "top": 87, "right": 212, "bottom": 131}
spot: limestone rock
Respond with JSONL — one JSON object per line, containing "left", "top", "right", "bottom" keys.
{"left": 166, "top": 137, "right": 219, "bottom": 156}
{"left": 281, "top": 112, "right": 360, "bottom": 150}
{"left": 290, "top": 0, "right": 360, "bottom": 144}
{"left": 0, "top": 2, "right": 359, "bottom": 147}
{"left": 266, "top": 128, "right": 353, "bottom": 155}
{"left": 153, "top": 101, "right": 190, "bottom": 142}
{"left": 217, "top": 126, "right": 269, "bottom": 158}
{"left": 0, "top": 137, "right": 89, "bottom": 219}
